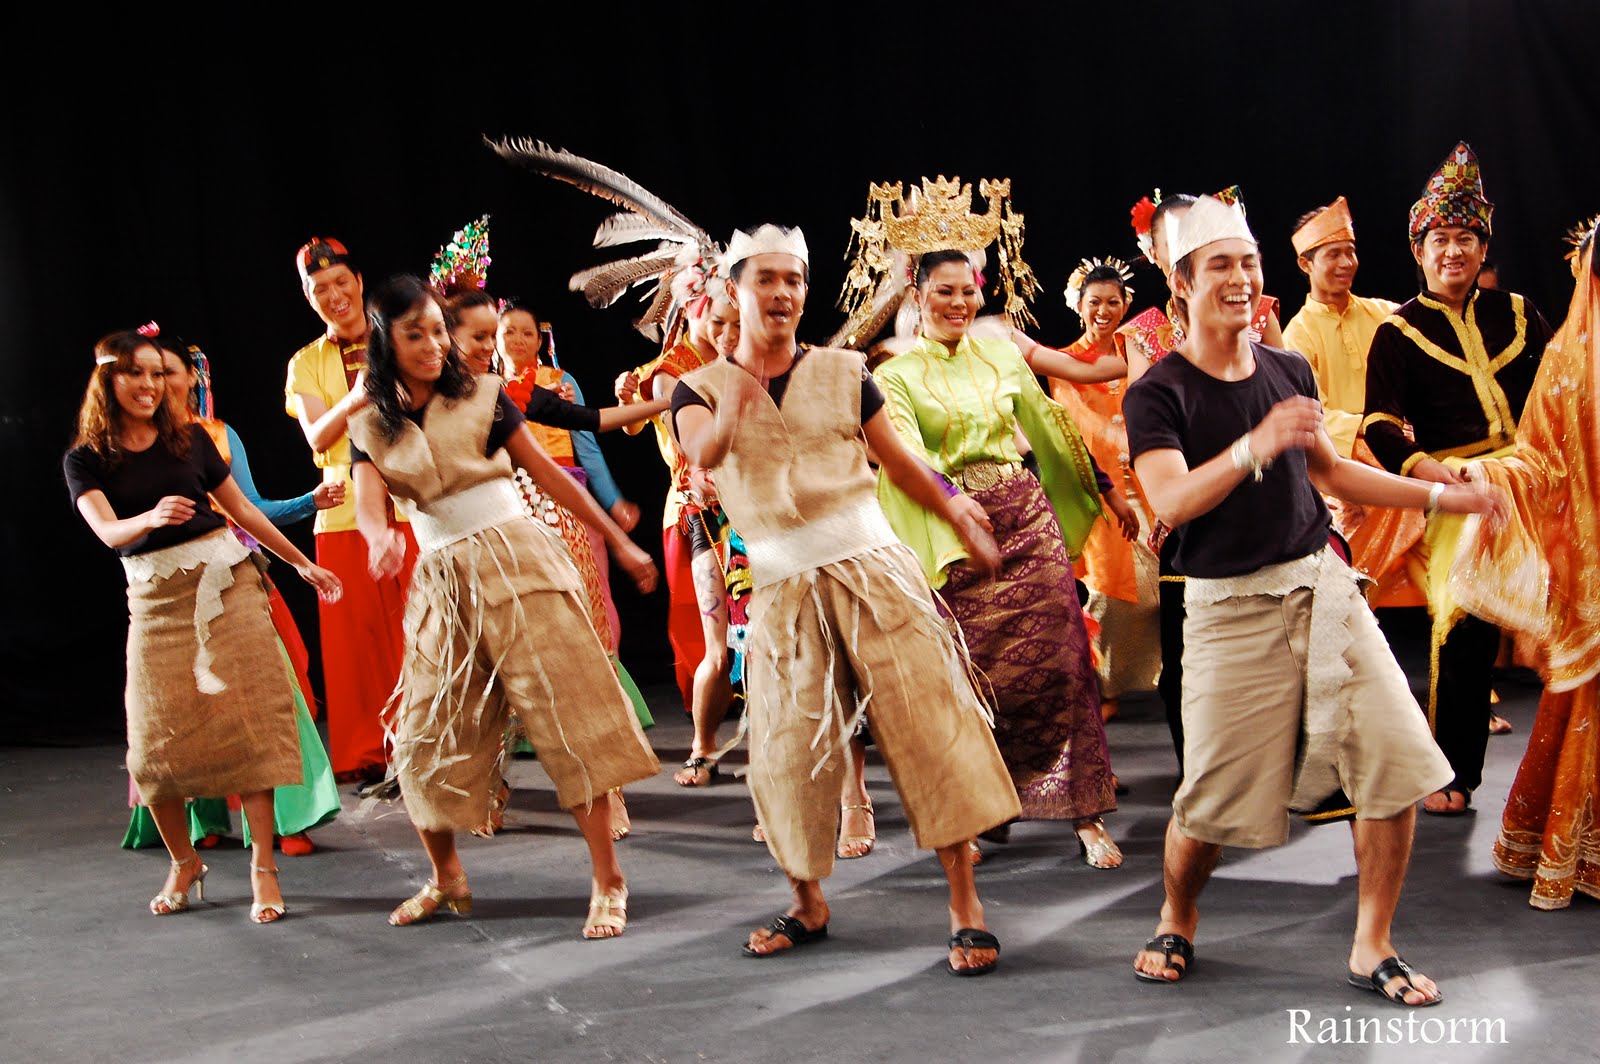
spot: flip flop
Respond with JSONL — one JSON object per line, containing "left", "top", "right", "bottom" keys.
{"left": 1347, "top": 956, "right": 1442, "bottom": 1007}
{"left": 1135, "top": 933, "right": 1194, "bottom": 983}
{"left": 741, "top": 914, "right": 828, "bottom": 958}
{"left": 673, "top": 757, "right": 719, "bottom": 787}
{"left": 946, "top": 928, "right": 1000, "bottom": 977}
{"left": 1421, "top": 788, "right": 1472, "bottom": 817}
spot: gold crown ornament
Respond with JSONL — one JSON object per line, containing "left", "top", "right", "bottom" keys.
{"left": 840, "top": 175, "right": 1040, "bottom": 329}
{"left": 1564, "top": 213, "right": 1600, "bottom": 279}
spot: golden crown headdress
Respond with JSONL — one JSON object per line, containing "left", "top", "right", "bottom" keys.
{"left": 1564, "top": 213, "right": 1600, "bottom": 279}
{"left": 840, "top": 175, "right": 1040, "bottom": 329}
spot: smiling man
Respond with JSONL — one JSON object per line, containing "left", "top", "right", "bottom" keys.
{"left": 671, "top": 224, "right": 1020, "bottom": 976}
{"left": 1282, "top": 198, "right": 1397, "bottom": 460}
{"left": 1361, "top": 143, "right": 1554, "bottom": 817}
{"left": 1122, "top": 194, "right": 1503, "bottom": 1005}
{"left": 284, "top": 237, "right": 418, "bottom": 783}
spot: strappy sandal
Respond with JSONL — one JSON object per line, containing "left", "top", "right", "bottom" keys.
{"left": 472, "top": 779, "right": 512, "bottom": 838}
{"left": 149, "top": 853, "right": 207, "bottom": 916}
{"left": 608, "top": 789, "right": 631, "bottom": 841}
{"left": 837, "top": 802, "right": 875, "bottom": 859}
{"left": 965, "top": 839, "right": 984, "bottom": 866}
{"left": 1135, "top": 933, "right": 1194, "bottom": 983}
{"left": 250, "top": 864, "right": 288, "bottom": 924}
{"left": 1347, "top": 956, "right": 1442, "bottom": 1007}
{"left": 1421, "top": 788, "right": 1471, "bottom": 817}
{"left": 388, "top": 873, "right": 472, "bottom": 927}
{"left": 673, "top": 757, "right": 720, "bottom": 787}
{"left": 742, "top": 913, "right": 828, "bottom": 957}
{"left": 947, "top": 928, "right": 1001, "bottom": 977}
{"left": 1075, "top": 817, "right": 1124, "bottom": 869}
{"left": 582, "top": 887, "right": 629, "bottom": 940}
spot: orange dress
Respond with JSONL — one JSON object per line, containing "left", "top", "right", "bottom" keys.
{"left": 1049, "top": 333, "right": 1160, "bottom": 699}
{"left": 1453, "top": 260, "right": 1600, "bottom": 909}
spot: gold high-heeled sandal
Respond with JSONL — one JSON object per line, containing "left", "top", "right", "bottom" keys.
{"left": 608, "top": 789, "right": 631, "bottom": 842}
{"left": 582, "top": 887, "right": 628, "bottom": 940}
{"left": 1074, "top": 817, "right": 1123, "bottom": 870}
{"left": 250, "top": 865, "right": 288, "bottom": 924}
{"left": 836, "top": 802, "right": 876, "bottom": 859}
{"left": 149, "top": 853, "right": 208, "bottom": 915}
{"left": 388, "top": 873, "right": 472, "bottom": 927}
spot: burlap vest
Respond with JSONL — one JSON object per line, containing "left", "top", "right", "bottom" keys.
{"left": 678, "top": 348, "right": 898, "bottom": 585}
{"left": 348, "top": 378, "right": 513, "bottom": 512}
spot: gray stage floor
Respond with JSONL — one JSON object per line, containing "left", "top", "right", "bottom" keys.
{"left": 2, "top": 626, "right": 1592, "bottom": 1064}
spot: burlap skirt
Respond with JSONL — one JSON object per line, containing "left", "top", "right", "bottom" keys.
{"left": 125, "top": 540, "right": 302, "bottom": 804}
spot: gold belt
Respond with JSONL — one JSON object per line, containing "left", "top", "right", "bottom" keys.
{"left": 954, "top": 459, "right": 1025, "bottom": 493}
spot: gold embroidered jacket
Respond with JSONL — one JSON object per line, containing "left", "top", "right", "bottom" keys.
{"left": 1361, "top": 288, "right": 1553, "bottom": 475}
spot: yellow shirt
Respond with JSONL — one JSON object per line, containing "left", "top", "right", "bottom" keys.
{"left": 1281, "top": 292, "right": 1399, "bottom": 458}
{"left": 284, "top": 333, "right": 408, "bottom": 534}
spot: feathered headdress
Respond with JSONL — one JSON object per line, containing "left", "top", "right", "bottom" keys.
{"left": 485, "top": 137, "right": 724, "bottom": 343}
{"left": 430, "top": 215, "right": 492, "bottom": 293}
{"left": 840, "top": 176, "right": 1040, "bottom": 330}
{"left": 1064, "top": 256, "right": 1135, "bottom": 315}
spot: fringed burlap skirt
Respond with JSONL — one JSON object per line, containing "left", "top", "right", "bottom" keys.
{"left": 124, "top": 531, "right": 302, "bottom": 804}
{"left": 393, "top": 518, "right": 658, "bottom": 832}
{"left": 743, "top": 542, "right": 1019, "bottom": 881}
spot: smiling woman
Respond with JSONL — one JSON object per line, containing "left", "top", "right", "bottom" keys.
{"left": 63, "top": 328, "right": 343, "bottom": 924}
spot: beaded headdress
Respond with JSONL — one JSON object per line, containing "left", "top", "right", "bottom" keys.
{"left": 1409, "top": 141, "right": 1493, "bottom": 243}
{"left": 429, "top": 215, "right": 492, "bottom": 293}
{"left": 1063, "top": 256, "right": 1135, "bottom": 314}
{"left": 840, "top": 176, "right": 1040, "bottom": 329}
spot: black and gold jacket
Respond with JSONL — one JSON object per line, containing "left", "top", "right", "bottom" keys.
{"left": 1362, "top": 288, "right": 1553, "bottom": 475}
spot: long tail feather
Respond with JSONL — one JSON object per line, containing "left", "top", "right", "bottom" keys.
{"left": 569, "top": 250, "right": 682, "bottom": 308}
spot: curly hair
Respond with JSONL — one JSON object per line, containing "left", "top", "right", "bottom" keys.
{"left": 363, "top": 275, "right": 477, "bottom": 443}
{"left": 73, "top": 330, "right": 191, "bottom": 465}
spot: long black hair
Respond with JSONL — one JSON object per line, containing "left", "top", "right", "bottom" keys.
{"left": 364, "top": 275, "right": 477, "bottom": 442}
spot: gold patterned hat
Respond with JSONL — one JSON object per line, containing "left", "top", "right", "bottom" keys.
{"left": 840, "top": 176, "right": 1040, "bottom": 329}
{"left": 1292, "top": 197, "right": 1356, "bottom": 257}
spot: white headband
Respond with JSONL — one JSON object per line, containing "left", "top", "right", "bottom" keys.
{"left": 725, "top": 224, "right": 809, "bottom": 270}
{"left": 1165, "top": 195, "right": 1257, "bottom": 268}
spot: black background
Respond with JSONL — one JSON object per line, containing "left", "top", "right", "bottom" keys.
{"left": 6, "top": 3, "right": 1598, "bottom": 743}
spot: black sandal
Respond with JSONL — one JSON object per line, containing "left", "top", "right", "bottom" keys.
{"left": 741, "top": 914, "right": 828, "bottom": 958}
{"left": 946, "top": 928, "right": 1001, "bottom": 977}
{"left": 1135, "top": 933, "right": 1194, "bottom": 983}
{"left": 1347, "top": 956, "right": 1442, "bottom": 1007}
{"left": 673, "top": 757, "right": 719, "bottom": 787}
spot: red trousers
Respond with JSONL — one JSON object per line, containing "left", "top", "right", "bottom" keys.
{"left": 663, "top": 525, "right": 704, "bottom": 715}
{"left": 314, "top": 526, "right": 417, "bottom": 774}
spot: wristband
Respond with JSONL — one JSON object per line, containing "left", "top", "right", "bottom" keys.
{"left": 1229, "top": 434, "right": 1265, "bottom": 482}
{"left": 1425, "top": 481, "right": 1444, "bottom": 517}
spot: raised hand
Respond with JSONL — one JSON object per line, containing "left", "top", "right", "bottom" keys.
{"left": 1248, "top": 396, "right": 1324, "bottom": 463}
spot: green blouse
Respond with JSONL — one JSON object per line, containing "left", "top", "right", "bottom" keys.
{"left": 875, "top": 333, "right": 1103, "bottom": 587}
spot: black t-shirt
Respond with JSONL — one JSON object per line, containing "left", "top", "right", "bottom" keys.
{"left": 1124, "top": 343, "right": 1331, "bottom": 578}
{"left": 669, "top": 349, "right": 886, "bottom": 435}
{"left": 63, "top": 423, "right": 231, "bottom": 557}
{"left": 350, "top": 388, "right": 527, "bottom": 465}
{"left": 522, "top": 385, "right": 601, "bottom": 432}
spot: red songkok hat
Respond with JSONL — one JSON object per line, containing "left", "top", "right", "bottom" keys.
{"left": 296, "top": 236, "right": 353, "bottom": 280}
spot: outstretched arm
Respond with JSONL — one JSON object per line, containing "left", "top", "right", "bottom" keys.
{"left": 1012, "top": 328, "right": 1125, "bottom": 383}
{"left": 208, "top": 478, "right": 343, "bottom": 600}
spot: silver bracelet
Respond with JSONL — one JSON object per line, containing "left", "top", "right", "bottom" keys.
{"left": 1229, "top": 434, "right": 1265, "bottom": 482}
{"left": 1425, "top": 481, "right": 1445, "bottom": 517}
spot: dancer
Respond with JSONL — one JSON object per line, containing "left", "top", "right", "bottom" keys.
{"left": 65, "top": 327, "right": 342, "bottom": 921}
{"left": 285, "top": 237, "right": 417, "bottom": 784}
{"left": 1123, "top": 194, "right": 1502, "bottom": 1004}
{"left": 122, "top": 336, "right": 342, "bottom": 856}
{"left": 1049, "top": 258, "right": 1154, "bottom": 722}
{"left": 1362, "top": 142, "right": 1554, "bottom": 816}
{"left": 348, "top": 276, "right": 659, "bottom": 937}
{"left": 848, "top": 177, "right": 1124, "bottom": 868}
{"left": 674, "top": 223, "right": 1020, "bottom": 974}
{"left": 1454, "top": 216, "right": 1600, "bottom": 908}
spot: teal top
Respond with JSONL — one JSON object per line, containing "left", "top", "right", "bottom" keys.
{"left": 874, "top": 333, "right": 1102, "bottom": 587}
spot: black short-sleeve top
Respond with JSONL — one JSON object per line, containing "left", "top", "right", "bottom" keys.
{"left": 63, "top": 423, "right": 231, "bottom": 557}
